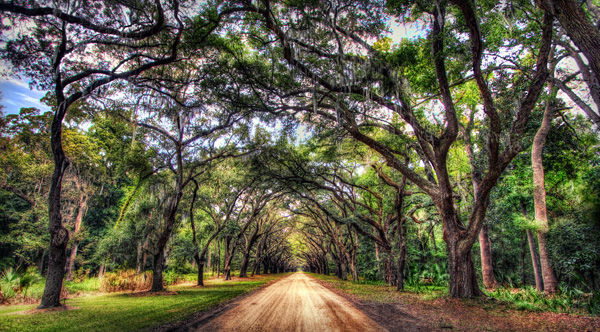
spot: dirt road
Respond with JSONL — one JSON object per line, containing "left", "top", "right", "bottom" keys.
{"left": 194, "top": 272, "right": 388, "bottom": 332}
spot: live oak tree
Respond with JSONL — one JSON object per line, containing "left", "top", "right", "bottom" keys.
{"left": 217, "top": 0, "right": 554, "bottom": 297}
{"left": 190, "top": 161, "right": 269, "bottom": 285}
{"left": 0, "top": 0, "right": 269, "bottom": 306}
{"left": 0, "top": 0, "right": 185, "bottom": 307}
{"left": 122, "top": 80, "right": 250, "bottom": 290}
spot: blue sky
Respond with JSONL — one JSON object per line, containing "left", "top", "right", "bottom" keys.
{"left": 0, "top": 76, "right": 50, "bottom": 115}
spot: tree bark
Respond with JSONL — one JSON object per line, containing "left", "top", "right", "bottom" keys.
{"left": 539, "top": 0, "right": 600, "bottom": 86}
{"left": 383, "top": 252, "right": 395, "bottom": 286}
{"left": 239, "top": 227, "right": 261, "bottom": 278}
{"left": 195, "top": 256, "right": 205, "bottom": 286}
{"left": 527, "top": 229, "right": 544, "bottom": 291}
{"left": 151, "top": 252, "right": 164, "bottom": 291}
{"left": 150, "top": 195, "right": 180, "bottom": 292}
{"left": 478, "top": 223, "right": 497, "bottom": 289}
{"left": 223, "top": 236, "right": 233, "bottom": 281}
{"left": 532, "top": 100, "right": 559, "bottom": 294}
{"left": 522, "top": 202, "right": 544, "bottom": 290}
{"left": 340, "top": 259, "right": 348, "bottom": 281}
{"left": 447, "top": 245, "right": 482, "bottom": 297}
{"left": 239, "top": 255, "right": 250, "bottom": 278}
{"left": 251, "top": 237, "right": 267, "bottom": 276}
{"left": 38, "top": 103, "right": 70, "bottom": 309}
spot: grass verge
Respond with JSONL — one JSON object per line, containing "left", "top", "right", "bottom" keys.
{"left": 307, "top": 273, "right": 600, "bottom": 331}
{"left": 307, "top": 273, "right": 446, "bottom": 303}
{"left": 0, "top": 273, "right": 289, "bottom": 332}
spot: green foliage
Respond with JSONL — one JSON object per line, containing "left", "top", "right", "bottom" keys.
{"left": 406, "top": 262, "right": 449, "bottom": 288}
{"left": 0, "top": 266, "right": 41, "bottom": 302}
{"left": 0, "top": 274, "right": 286, "bottom": 332}
{"left": 490, "top": 285, "right": 600, "bottom": 315}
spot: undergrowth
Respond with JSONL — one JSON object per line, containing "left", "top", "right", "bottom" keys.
{"left": 490, "top": 285, "right": 600, "bottom": 315}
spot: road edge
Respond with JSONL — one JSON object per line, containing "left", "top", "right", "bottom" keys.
{"left": 306, "top": 274, "right": 427, "bottom": 332}
{"left": 148, "top": 273, "right": 294, "bottom": 332}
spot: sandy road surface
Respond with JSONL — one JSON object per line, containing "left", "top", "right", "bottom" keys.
{"left": 195, "top": 272, "right": 388, "bottom": 332}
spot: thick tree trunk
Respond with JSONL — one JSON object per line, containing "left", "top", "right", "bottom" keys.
{"left": 532, "top": 102, "right": 559, "bottom": 294}
{"left": 197, "top": 260, "right": 205, "bottom": 286}
{"left": 239, "top": 254, "right": 250, "bottom": 278}
{"left": 151, "top": 252, "right": 165, "bottom": 292}
{"left": 340, "top": 259, "right": 348, "bottom": 281}
{"left": 396, "top": 249, "right": 406, "bottom": 291}
{"left": 447, "top": 245, "right": 482, "bottom": 298}
{"left": 382, "top": 248, "right": 395, "bottom": 286}
{"left": 38, "top": 107, "right": 70, "bottom": 309}
{"left": 223, "top": 263, "right": 231, "bottom": 280}
{"left": 438, "top": 181, "right": 483, "bottom": 298}
{"left": 478, "top": 223, "right": 497, "bottom": 289}
{"left": 223, "top": 251, "right": 234, "bottom": 281}
{"left": 239, "top": 230, "right": 260, "bottom": 278}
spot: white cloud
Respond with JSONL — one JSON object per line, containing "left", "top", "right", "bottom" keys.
{"left": 0, "top": 76, "right": 29, "bottom": 89}
{"left": 14, "top": 92, "right": 45, "bottom": 107}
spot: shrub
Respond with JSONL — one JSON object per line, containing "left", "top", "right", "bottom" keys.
{"left": 100, "top": 269, "right": 152, "bottom": 292}
{"left": 490, "top": 284, "right": 600, "bottom": 315}
{"left": 0, "top": 266, "right": 42, "bottom": 303}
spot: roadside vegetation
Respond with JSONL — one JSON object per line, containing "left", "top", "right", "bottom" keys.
{"left": 310, "top": 273, "right": 600, "bottom": 331}
{"left": 0, "top": 272, "right": 287, "bottom": 332}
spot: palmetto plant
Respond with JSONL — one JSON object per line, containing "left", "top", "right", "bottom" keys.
{"left": 0, "top": 267, "right": 42, "bottom": 299}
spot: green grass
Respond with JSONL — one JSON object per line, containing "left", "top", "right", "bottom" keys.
{"left": 13, "top": 277, "right": 103, "bottom": 300}
{"left": 308, "top": 273, "right": 405, "bottom": 303}
{"left": 308, "top": 273, "right": 448, "bottom": 303}
{"left": 312, "top": 272, "right": 598, "bottom": 316}
{"left": 0, "top": 273, "right": 289, "bottom": 332}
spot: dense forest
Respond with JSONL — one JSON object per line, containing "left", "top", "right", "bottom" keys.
{"left": 0, "top": 0, "right": 599, "bottom": 318}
